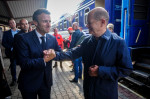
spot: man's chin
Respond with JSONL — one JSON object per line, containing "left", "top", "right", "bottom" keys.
{"left": 45, "top": 30, "right": 50, "bottom": 33}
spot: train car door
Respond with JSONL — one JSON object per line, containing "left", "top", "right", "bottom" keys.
{"left": 121, "top": 0, "right": 150, "bottom": 47}
{"left": 105, "top": 0, "right": 122, "bottom": 35}
{"left": 95, "top": 0, "right": 122, "bottom": 35}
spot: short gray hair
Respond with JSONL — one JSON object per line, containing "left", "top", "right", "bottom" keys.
{"left": 93, "top": 7, "right": 109, "bottom": 22}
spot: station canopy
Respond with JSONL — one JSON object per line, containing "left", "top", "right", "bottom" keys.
{"left": 0, "top": 0, "right": 48, "bottom": 26}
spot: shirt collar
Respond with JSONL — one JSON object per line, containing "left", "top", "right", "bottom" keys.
{"left": 75, "top": 29, "right": 80, "bottom": 32}
{"left": 11, "top": 29, "right": 19, "bottom": 33}
{"left": 35, "top": 29, "right": 46, "bottom": 38}
{"left": 99, "top": 29, "right": 111, "bottom": 40}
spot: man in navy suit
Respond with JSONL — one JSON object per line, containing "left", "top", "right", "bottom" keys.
{"left": 48, "top": 7, "right": 133, "bottom": 99}
{"left": 15, "top": 8, "right": 61, "bottom": 99}
{"left": 2, "top": 18, "right": 19, "bottom": 86}
{"left": 13, "top": 18, "right": 29, "bottom": 65}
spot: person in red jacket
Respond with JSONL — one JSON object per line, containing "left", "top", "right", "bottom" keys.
{"left": 67, "top": 27, "right": 73, "bottom": 48}
{"left": 67, "top": 27, "right": 74, "bottom": 69}
{"left": 53, "top": 28, "right": 64, "bottom": 49}
{"left": 53, "top": 28, "right": 63, "bottom": 68}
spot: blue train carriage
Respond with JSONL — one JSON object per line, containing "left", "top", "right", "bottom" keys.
{"left": 52, "top": 0, "right": 122, "bottom": 37}
{"left": 120, "top": 0, "right": 150, "bottom": 93}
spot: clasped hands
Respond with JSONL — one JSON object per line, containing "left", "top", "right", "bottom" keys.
{"left": 89, "top": 65, "right": 99, "bottom": 77}
{"left": 42, "top": 49, "right": 99, "bottom": 77}
{"left": 43, "top": 49, "right": 56, "bottom": 62}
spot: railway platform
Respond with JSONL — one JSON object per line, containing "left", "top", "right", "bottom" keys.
{"left": 3, "top": 58, "right": 145, "bottom": 99}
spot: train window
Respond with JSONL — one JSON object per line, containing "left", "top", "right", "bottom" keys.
{"left": 134, "top": 0, "right": 149, "bottom": 20}
{"left": 75, "top": 13, "right": 79, "bottom": 23}
{"left": 64, "top": 20, "right": 67, "bottom": 30}
{"left": 84, "top": 8, "right": 90, "bottom": 25}
{"left": 60, "top": 22, "right": 62, "bottom": 30}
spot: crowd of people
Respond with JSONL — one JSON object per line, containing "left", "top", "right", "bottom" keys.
{"left": 1, "top": 7, "right": 133, "bottom": 99}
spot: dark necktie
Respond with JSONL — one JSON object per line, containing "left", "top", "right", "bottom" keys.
{"left": 40, "top": 36, "right": 46, "bottom": 50}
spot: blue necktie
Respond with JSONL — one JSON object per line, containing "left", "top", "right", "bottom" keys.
{"left": 40, "top": 36, "right": 46, "bottom": 50}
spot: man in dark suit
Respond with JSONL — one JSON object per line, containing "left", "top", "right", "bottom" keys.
{"left": 2, "top": 18, "right": 19, "bottom": 86}
{"left": 48, "top": 7, "right": 133, "bottom": 99}
{"left": 13, "top": 18, "right": 29, "bottom": 65}
{"left": 15, "top": 9, "right": 61, "bottom": 99}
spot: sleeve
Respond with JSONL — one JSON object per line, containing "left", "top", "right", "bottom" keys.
{"left": 55, "top": 42, "right": 84, "bottom": 61}
{"left": 2, "top": 32, "right": 11, "bottom": 49}
{"left": 15, "top": 35, "right": 45, "bottom": 71}
{"left": 98, "top": 39, "right": 133, "bottom": 81}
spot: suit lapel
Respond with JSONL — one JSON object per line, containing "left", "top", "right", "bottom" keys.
{"left": 9, "top": 30, "right": 13, "bottom": 40}
{"left": 32, "top": 30, "right": 43, "bottom": 52}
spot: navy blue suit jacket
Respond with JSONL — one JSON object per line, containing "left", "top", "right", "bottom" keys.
{"left": 55, "top": 29, "right": 133, "bottom": 99}
{"left": 16, "top": 30, "right": 61, "bottom": 92}
{"left": 2, "top": 30, "right": 15, "bottom": 58}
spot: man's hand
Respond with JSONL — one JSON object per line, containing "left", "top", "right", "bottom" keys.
{"left": 89, "top": 65, "right": 99, "bottom": 77}
{"left": 43, "top": 49, "right": 56, "bottom": 62}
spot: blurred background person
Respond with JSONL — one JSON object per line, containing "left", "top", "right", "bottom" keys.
{"left": 2, "top": 18, "right": 19, "bottom": 86}
{"left": 69, "top": 22, "right": 84, "bottom": 83}
{"left": 17, "top": 18, "right": 29, "bottom": 34}
{"left": 67, "top": 27, "right": 73, "bottom": 48}
{"left": 66, "top": 27, "right": 74, "bottom": 69}
{"left": 28, "top": 24, "right": 33, "bottom": 32}
{"left": 107, "top": 23, "right": 114, "bottom": 33}
{"left": 14, "top": 19, "right": 29, "bottom": 64}
{"left": 53, "top": 28, "right": 63, "bottom": 68}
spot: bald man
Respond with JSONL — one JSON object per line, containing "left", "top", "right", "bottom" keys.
{"left": 13, "top": 19, "right": 29, "bottom": 65}
{"left": 48, "top": 7, "right": 133, "bottom": 99}
{"left": 18, "top": 18, "right": 29, "bottom": 34}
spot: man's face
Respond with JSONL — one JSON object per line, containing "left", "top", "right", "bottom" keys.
{"left": 108, "top": 27, "right": 113, "bottom": 32}
{"left": 20, "top": 19, "right": 29, "bottom": 32}
{"left": 54, "top": 28, "right": 58, "bottom": 35}
{"left": 35, "top": 13, "right": 51, "bottom": 34}
{"left": 86, "top": 14, "right": 102, "bottom": 37}
{"left": 72, "top": 24, "right": 76, "bottom": 30}
{"left": 68, "top": 30, "right": 73, "bottom": 35}
{"left": 9, "top": 19, "right": 16, "bottom": 29}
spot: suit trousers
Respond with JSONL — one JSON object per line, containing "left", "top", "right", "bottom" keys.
{"left": 10, "top": 57, "right": 16, "bottom": 81}
{"left": 20, "top": 79, "right": 51, "bottom": 99}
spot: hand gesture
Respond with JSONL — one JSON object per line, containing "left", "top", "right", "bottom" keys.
{"left": 43, "top": 49, "right": 56, "bottom": 62}
{"left": 89, "top": 65, "right": 99, "bottom": 77}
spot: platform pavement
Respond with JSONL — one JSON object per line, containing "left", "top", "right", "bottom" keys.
{"left": 3, "top": 58, "right": 145, "bottom": 99}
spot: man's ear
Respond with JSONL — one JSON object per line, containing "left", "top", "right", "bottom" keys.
{"left": 101, "top": 19, "right": 105, "bottom": 24}
{"left": 33, "top": 20, "right": 38, "bottom": 27}
{"left": 101, "top": 19, "right": 106, "bottom": 27}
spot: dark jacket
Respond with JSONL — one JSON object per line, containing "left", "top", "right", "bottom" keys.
{"left": 69, "top": 29, "right": 83, "bottom": 48}
{"left": 2, "top": 30, "right": 15, "bottom": 58}
{"left": 15, "top": 30, "right": 61, "bottom": 92}
{"left": 13, "top": 30, "right": 26, "bottom": 64}
{"left": 55, "top": 29, "right": 133, "bottom": 99}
